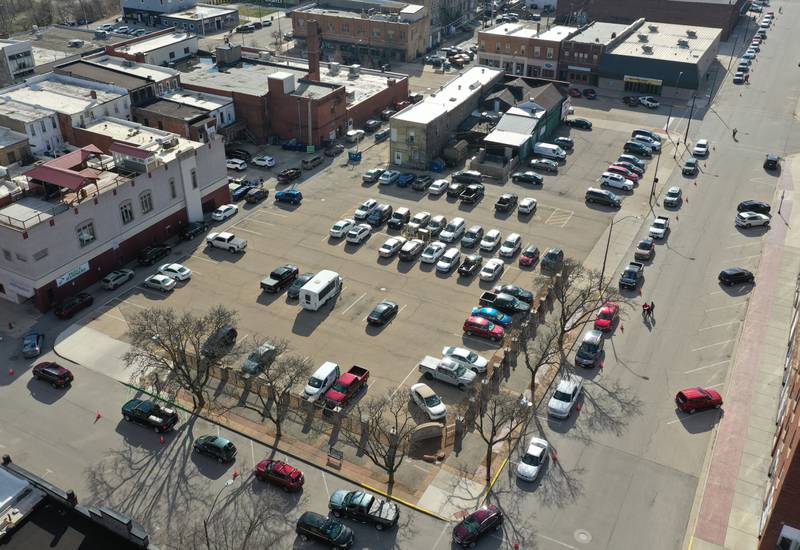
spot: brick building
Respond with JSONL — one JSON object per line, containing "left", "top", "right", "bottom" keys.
{"left": 758, "top": 284, "right": 800, "bottom": 549}
{"left": 121, "top": 0, "right": 239, "bottom": 35}
{"left": 133, "top": 99, "right": 218, "bottom": 142}
{"left": 557, "top": 21, "right": 631, "bottom": 84}
{"left": 292, "top": 0, "right": 429, "bottom": 65}
{"left": 0, "top": 119, "right": 228, "bottom": 310}
{"left": 105, "top": 28, "right": 199, "bottom": 67}
{"left": 555, "top": 0, "right": 747, "bottom": 40}
{"left": 478, "top": 24, "right": 577, "bottom": 79}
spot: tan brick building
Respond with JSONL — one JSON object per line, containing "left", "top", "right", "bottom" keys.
{"left": 292, "top": 3, "right": 429, "bottom": 65}
{"left": 478, "top": 24, "right": 577, "bottom": 79}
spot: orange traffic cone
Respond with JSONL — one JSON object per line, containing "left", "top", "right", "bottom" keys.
{"left": 94, "top": 410, "right": 102, "bottom": 423}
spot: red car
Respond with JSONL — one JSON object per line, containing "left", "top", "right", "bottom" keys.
{"left": 452, "top": 504, "right": 504, "bottom": 547}
{"left": 53, "top": 292, "right": 94, "bottom": 319}
{"left": 32, "top": 362, "right": 74, "bottom": 388}
{"left": 607, "top": 164, "right": 640, "bottom": 183}
{"left": 593, "top": 301, "right": 619, "bottom": 332}
{"left": 463, "top": 316, "right": 505, "bottom": 342}
{"left": 519, "top": 245, "right": 540, "bottom": 267}
{"left": 254, "top": 459, "right": 304, "bottom": 491}
{"left": 675, "top": 387, "right": 723, "bottom": 414}
{"left": 568, "top": 87, "right": 582, "bottom": 97}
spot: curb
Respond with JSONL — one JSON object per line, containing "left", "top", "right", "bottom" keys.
{"left": 119, "top": 381, "right": 452, "bottom": 524}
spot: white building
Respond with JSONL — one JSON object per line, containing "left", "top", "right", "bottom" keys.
{"left": 0, "top": 100, "right": 63, "bottom": 156}
{"left": 0, "top": 39, "right": 34, "bottom": 87}
{"left": 111, "top": 32, "right": 199, "bottom": 66}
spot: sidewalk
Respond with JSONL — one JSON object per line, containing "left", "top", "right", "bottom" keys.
{"left": 687, "top": 154, "right": 800, "bottom": 550}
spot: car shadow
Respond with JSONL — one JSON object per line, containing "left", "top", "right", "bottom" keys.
{"left": 376, "top": 256, "right": 396, "bottom": 267}
{"left": 255, "top": 291, "right": 285, "bottom": 306}
{"left": 291, "top": 303, "right": 334, "bottom": 337}
{"left": 26, "top": 377, "right": 69, "bottom": 404}
{"left": 456, "top": 273, "right": 477, "bottom": 286}
{"left": 199, "top": 247, "right": 246, "bottom": 263}
{"left": 494, "top": 210, "right": 514, "bottom": 220}
{"left": 673, "top": 407, "right": 724, "bottom": 434}
{"left": 478, "top": 279, "right": 499, "bottom": 290}
{"left": 343, "top": 241, "right": 369, "bottom": 255}
{"left": 115, "top": 421, "right": 175, "bottom": 453}
{"left": 584, "top": 202, "right": 621, "bottom": 213}
{"left": 735, "top": 226, "right": 770, "bottom": 236}
{"left": 717, "top": 282, "right": 755, "bottom": 296}
{"left": 458, "top": 201, "right": 480, "bottom": 212}
{"left": 435, "top": 269, "right": 456, "bottom": 279}
{"left": 419, "top": 262, "right": 435, "bottom": 273}
{"left": 191, "top": 452, "right": 236, "bottom": 479}
{"left": 396, "top": 259, "right": 418, "bottom": 274}
{"left": 365, "top": 321, "right": 390, "bottom": 336}
{"left": 461, "top": 335, "right": 500, "bottom": 351}
{"left": 273, "top": 201, "right": 302, "bottom": 212}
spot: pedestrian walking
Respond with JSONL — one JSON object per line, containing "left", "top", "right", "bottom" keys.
{"left": 649, "top": 301, "right": 655, "bottom": 318}
{"left": 642, "top": 302, "right": 651, "bottom": 319}
{"left": 732, "top": 127, "right": 738, "bottom": 139}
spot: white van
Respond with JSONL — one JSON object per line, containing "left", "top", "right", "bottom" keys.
{"left": 304, "top": 361, "right": 340, "bottom": 401}
{"left": 299, "top": 269, "right": 343, "bottom": 311}
{"left": 533, "top": 142, "right": 567, "bottom": 161}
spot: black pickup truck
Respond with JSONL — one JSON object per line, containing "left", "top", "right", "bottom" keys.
{"left": 329, "top": 490, "right": 399, "bottom": 530}
{"left": 479, "top": 291, "right": 531, "bottom": 315}
{"left": 260, "top": 264, "right": 299, "bottom": 293}
{"left": 121, "top": 399, "right": 179, "bottom": 432}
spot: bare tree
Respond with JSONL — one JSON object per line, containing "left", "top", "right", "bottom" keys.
{"left": 0, "top": 0, "right": 17, "bottom": 36}
{"left": 519, "top": 318, "right": 563, "bottom": 399}
{"left": 29, "top": 0, "right": 53, "bottom": 26}
{"left": 341, "top": 390, "right": 416, "bottom": 491}
{"left": 470, "top": 383, "right": 531, "bottom": 484}
{"left": 123, "top": 305, "right": 240, "bottom": 411}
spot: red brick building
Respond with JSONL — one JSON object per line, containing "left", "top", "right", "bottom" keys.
{"left": 758, "top": 292, "right": 800, "bottom": 549}
{"left": 556, "top": 0, "right": 747, "bottom": 40}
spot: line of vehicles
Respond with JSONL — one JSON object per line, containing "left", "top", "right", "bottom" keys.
{"left": 733, "top": 11, "right": 773, "bottom": 84}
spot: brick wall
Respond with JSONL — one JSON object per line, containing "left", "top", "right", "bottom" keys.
{"left": 104, "top": 26, "right": 180, "bottom": 62}
{"left": 266, "top": 78, "right": 348, "bottom": 147}
{"left": 555, "top": 0, "right": 743, "bottom": 39}
{"left": 346, "top": 76, "right": 409, "bottom": 129}
{"left": 182, "top": 82, "right": 270, "bottom": 143}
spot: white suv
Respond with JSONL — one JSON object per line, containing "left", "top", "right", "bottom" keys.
{"left": 547, "top": 374, "right": 583, "bottom": 418}
{"left": 600, "top": 172, "right": 634, "bottom": 192}
{"left": 440, "top": 217, "right": 466, "bottom": 242}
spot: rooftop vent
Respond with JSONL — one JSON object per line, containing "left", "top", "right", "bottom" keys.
{"left": 677, "top": 39, "right": 689, "bottom": 47}
{"left": 68, "top": 39, "right": 84, "bottom": 48}
{"left": 686, "top": 29, "right": 697, "bottom": 38}
{"left": 637, "top": 33, "right": 648, "bottom": 42}
{"left": 648, "top": 25, "right": 658, "bottom": 32}
{"left": 349, "top": 64, "right": 360, "bottom": 76}
{"left": 642, "top": 45, "right": 653, "bottom": 53}
{"left": 329, "top": 62, "right": 340, "bottom": 75}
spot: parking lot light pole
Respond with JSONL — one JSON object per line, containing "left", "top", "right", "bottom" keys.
{"left": 599, "top": 215, "right": 640, "bottom": 291}
{"left": 204, "top": 478, "right": 234, "bottom": 550}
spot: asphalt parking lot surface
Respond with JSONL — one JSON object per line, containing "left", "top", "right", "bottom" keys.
{"left": 77, "top": 119, "right": 648, "bottom": 406}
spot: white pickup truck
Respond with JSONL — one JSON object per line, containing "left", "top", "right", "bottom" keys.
{"left": 418, "top": 356, "right": 476, "bottom": 390}
{"left": 649, "top": 216, "right": 670, "bottom": 239}
{"left": 206, "top": 231, "right": 248, "bottom": 253}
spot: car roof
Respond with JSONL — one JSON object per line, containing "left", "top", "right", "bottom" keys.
{"left": 557, "top": 374, "right": 581, "bottom": 391}
{"left": 679, "top": 387, "right": 708, "bottom": 399}
{"left": 412, "top": 383, "right": 436, "bottom": 398}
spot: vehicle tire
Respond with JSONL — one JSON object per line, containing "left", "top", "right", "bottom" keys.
{"left": 51, "top": 382, "right": 59, "bottom": 389}
{"left": 424, "top": 372, "right": 434, "bottom": 381}
{"left": 688, "top": 408, "right": 696, "bottom": 414}
{"left": 746, "top": 223, "right": 751, "bottom": 228}
{"left": 299, "top": 534, "right": 309, "bottom": 542}
{"left": 376, "top": 523, "right": 384, "bottom": 531}
{"left": 229, "top": 247, "right": 236, "bottom": 253}
{"left": 124, "top": 414, "right": 132, "bottom": 422}
{"left": 332, "top": 509, "right": 342, "bottom": 518}
{"left": 217, "top": 456, "right": 224, "bottom": 464}
{"left": 457, "top": 384, "right": 465, "bottom": 391}
{"left": 154, "top": 426, "right": 161, "bottom": 433}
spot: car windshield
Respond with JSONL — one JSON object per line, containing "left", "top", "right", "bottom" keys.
{"left": 462, "top": 518, "right": 481, "bottom": 534}
{"left": 331, "top": 382, "right": 347, "bottom": 393}
{"left": 325, "top": 521, "right": 343, "bottom": 538}
{"left": 521, "top": 453, "right": 540, "bottom": 466}
{"left": 464, "top": 351, "right": 478, "bottom": 362}
{"left": 466, "top": 231, "right": 478, "bottom": 238}
{"left": 308, "top": 377, "right": 323, "bottom": 388}
{"left": 580, "top": 342, "right": 598, "bottom": 354}
{"left": 553, "top": 390, "right": 572, "bottom": 402}
{"left": 424, "top": 395, "right": 442, "bottom": 407}
{"left": 598, "top": 311, "right": 613, "bottom": 320}
{"left": 455, "top": 366, "right": 467, "bottom": 377}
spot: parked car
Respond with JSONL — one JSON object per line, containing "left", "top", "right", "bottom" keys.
{"left": 511, "top": 171, "right": 543, "bottom": 185}
{"left": 410, "top": 383, "right": 447, "bottom": 420}
{"left": 565, "top": 118, "right": 592, "bottom": 130}
{"left": 480, "top": 229, "right": 501, "bottom": 251}
{"left": 181, "top": 221, "right": 210, "bottom": 240}
{"left": 397, "top": 172, "right": 417, "bottom": 187}
{"left": 764, "top": 153, "right": 780, "bottom": 170}
{"left": 54, "top": 292, "right": 94, "bottom": 318}
{"left": 607, "top": 164, "right": 640, "bottom": 183}
{"left": 226, "top": 158, "right": 247, "bottom": 171}
{"left": 638, "top": 96, "right": 660, "bottom": 108}
{"left": 664, "top": 186, "right": 683, "bottom": 207}
{"left": 365, "top": 119, "right": 382, "bottom": 132}
{"left": 594, "top": 301, "right": 619, "bottom": 332}
{"left": 378, "top": 170, "right": 400, "bottom": 185}
{"left": 735, "top": 211, "right": 770, "bottom": 228}
{"left": 461, "top": 225, "right": 484, "bottom": 248}
{"left": 22, "top": 332, "right": 45, "bottom": 358}
{"left": 287, "top": 273, "right": 315, "bottom": 300}
{"left": 548, "top": 374, "right": 583, "bottom": 418}
{"left": 255, "top": 459, "right": 304, "bottom": 491}
{"left": 458, "top": 254, "right": 482, "bottom": 277}
{"left": 330, "top": 218, "right": 356, "bottom": 238}
{"left": 412, "top": 174, "right": 434, "bottom": 191}
{"left": 516, "top": 437, "right": 549, "bottom": 482}
{"left": 275, "top": 189, "right": 303, "bottom": 204}
{"left": 682, "top": 158, "right": 699, "bottom": 176}
{"left": 362, "top": 168, "right": 384, "bottom": 184}
{"left": 675, "top": 387, "right": 723, "bottom": 414}
{"left": 277, "top": 168, "right": 302, "bottom": 183}
{"left": 737, "top": 200, "right": 771, "bottom": 215}
{"left": 718, "top": 267, "right": 755, "bottom": 285}
{"left": 421, "top": 241, "right": 447, "bottom": 264}
{"left": 295, "top": 511, "right": 354, "bottom": 549}
{"left": 499, "top": 233, "right": 522, "bottom": 257}
{"left": 32, "top": 361, "right": 73, "bottom": 387}
{"left": 367, "top": 300, "right": 399, "bottom": 325}
{"left": 452, "top": 505, "right": 504, "bottom": 547}
{"left": 245, "top": 188, "right": 268, "bottom": 203}
{"left": 211, "top": 204, "right": 238, "bottom": 221}
{"left": 462, "top": 315, "right": 504, "bottom": 342}
{"left": 193, "top": 435, "right": 237, "bottom": 463}
{"left": 137, "top": 244, "right": 171, "bottom": 265}
{"left": 252, "top": 155, "right": 276, "bottom": 167}
{"left": 121, "top": 398, "right": 179, "bottom": 432}
{"left": 102, "top": 269, "right": 135, "bottom": 290}
{"left": 328, "top": 490, "right": 400, "bottom": 530}
{"left": 692, "top": 139, "right": 710, "bottom": 157}
{"left": 623, "top": 141, "right": 653, "bottom": 158}
{"left": 143, "top": 274, "right": 176, "bottom": 293}
{"left": 459, "top": 183, "right": 484, "bottom": 203}
{"left": 554, "top": 136, "right": 574, "bottom": 150}
{"left": 429, "top": 179, "right": 449, "bottom": 195}
{"left": 541, "top": 247, "right": 564, "bottom": 271}
{"left": 582, "top": 88, "right": 597, "bottom": 99}
{"left": 494, "top": 193, "right": 518, "bottom": 213}
{"left": 399, "top": 238, "right": 425, "bottom": 261}
{"left": 519, "top": 245, "right": 540, "bottom": 267}
{"left": 470, "top": 306, "right": 512, "bottom": 327}
{"left": 635, "top": 238, "right": 655, "bottom": 261}
{"left": 479, "top": 258, "right": 504, "bottom": 281}
{"left": 530, "top": 159, "right": 558, "bottom": 173}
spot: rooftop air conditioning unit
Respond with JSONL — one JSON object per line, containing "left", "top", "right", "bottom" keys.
{"left": 642, "top": 45, "right": 653, "bottom": 53}
{"left": 648, "top": 25, "right": 658, "bottom": 32}
{"left": 637, "top": 33, "right": 648, "bottom": 41}
{"left": 686, "top": 30, "right": 697, "bottom": 38}
{"left": 349, "top": 64, "right": 360, "bottom": 76}
{"left": 123, "top": 59, "right": 134, "bottom": 67}
{"left": 677, "top": 39, "right": 689, "bottom": 47}
{"left": 329, "top": 62, "right": 340, "bottom": 75}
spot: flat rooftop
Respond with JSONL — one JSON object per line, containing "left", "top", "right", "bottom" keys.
{"left": 84, "top": 117, "right": 203, "bottom": 160}
{"left": 87, "top": 55, "right": 179, "bottom": 82}
{"left": 538, "top": 25, "right": 579, "bottom": 41}
{"left": 0, "top": 99, "right": 54, "bottom": 122}
{"left": 168, "top": 5, "right": 238, "bottom": 20}
{"left": 55, "top": 60, "right": 150, "bottom": 91}
{"left": 114, "top": 32, "right": 194, "bottom": 55}
{"left": 0, "top": 127, "right": 28, "bottom": 148}
{"left": 31, "top": 47, "right": 78, "bottom": 67}
{"left": 393, "top": 66, "right": 503, "bottom": 124}
{"left": 10, "top": 25, "right": 127, "bottom": 56}
{"left": 161, "top": 89, "right": 232, "bottom": 111}
{"left": 181, "top": 57, "right": 395, "bottom": 103}
{"left": 568, "top": 21, "right": 631, "bottom": 45}
{"left": 609, "top": 21, "right": 722, "bottom": 64}
{"left": 137, "top": 98, "right": 208, "bottom": 121}
{"left": 0, "top": 76, "right": 126, "bottom": 116}
{"left": 482, "top": 22, "right": 539, "bottom": 38}
{"left": 298, "top": 7, "right": 416, "bottom": 22}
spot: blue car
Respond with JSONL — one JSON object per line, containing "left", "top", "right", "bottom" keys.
{"left": 470, "top": 307, "right": 512, "bottom": 327}
{"left": 275, "top": 189, "right": 302, "bottom": 205}
{"left": 397, "top": 173, "right": 417, "bottom": 187}
{"left": 230, "top": 184, "right": 251, "bottom": 201}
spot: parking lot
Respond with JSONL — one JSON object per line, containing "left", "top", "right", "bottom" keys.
{"left": 73, "top": 109, "right": 670, "bottom": 410}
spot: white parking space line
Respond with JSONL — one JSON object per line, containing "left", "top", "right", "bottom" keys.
{"left": 321, "top": 471, "right": 331, "bottom": 498}
{"left": 190, "top": 254, "right": 220, "bottom": 265}
{"left": 698, "top": 320, "right": 741, "bottom": 331}
{"left": 390, "top": 364, "right": 421, "bottom": 399}
{"left": 232, "top": 226, "right": 264, "bottom": 237}
{"left": 341, "top": 292, "right": 367, "bottom": 314}
{"left": 705, "top": 302, "right": 747, "bottom": 312}
{"left": 398, "top": 304, "right": 408, "bottom": 315}
{"left": 545, "top": 208, "right": 574, "bottom": 227}
{"left": 684, "top": 360, "right": 730, "bottom": 374}
{"left": 257, "top": 208, "right": 288, "bottom": 218}
{"left": 250, "top": 440, "right": 256, "bottom": 468}
{"left": 707, "top": 382, "right": 726, "bottom": 389}
{"left": 431, "top": 524, "right": 449, "bottom": 550}
{"left": 242, "top": 218, "right": 274, "bottom": 227}
{"left": 724, "top": 254, "right": 761, "bottom": 262}
{"left": 692, "top": 339, "right": 734, "bottom": 352}
{"left": 709, "top": 287, "right": 750, "bottom": 296}
{"left": 102, "top": 313, "right": 128, "bottom": 324}
{"left": 321, "top": 233, "right": 333, "bottom": 242}
{"left": 537, "top": 534, "right": 580, "bottom": 550}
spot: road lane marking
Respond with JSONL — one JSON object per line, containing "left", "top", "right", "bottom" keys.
{"left": 705, "top": 302, "right": 747, "bottom": 312}
{"left": 692, "top": 339, "right": 734, "bottom": 352}
{"left": 698, "top": 320, "right": 741, "bottom": 331}
{"left": 684, "top": 360, "right": 731, "bottom": 374}
{"left": 321, "top": 471, "right": 330, "bottom": 498}
{"left": 341, "top": 292, "right": 367, "bottom": 314}
{"left": 243, "top": 218, "right": 274, "bottom": 227}
{"left": 251, "top": 440, "right": 256, "bottom": 469}
{"left": 390, "top": 364, "right": 421, "bottom": 399}
{"left": 537, "top": 534, "right": 579, "bottom": 550}
{"left": 398, "top": 304, "right": 408, "bottom": 315}
{"left": 190, "top": 254, "right": 220, "bottom": 264}
{"left": 432, "top": 524, "right": 449, "bottom": 550}
{"left": 103, "top": 313, "right": 128, "bottom": 324}
{"left": 232, "top": 226, "right": 263, "bottom": 237}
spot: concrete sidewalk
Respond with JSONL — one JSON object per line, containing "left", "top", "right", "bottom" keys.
{"left": 687, "top": 155, "right": 800, "bottom": 550}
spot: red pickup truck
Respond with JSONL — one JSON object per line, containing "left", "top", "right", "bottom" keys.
{"left": 325, "top": 366, "right": 369, "bottom": 407}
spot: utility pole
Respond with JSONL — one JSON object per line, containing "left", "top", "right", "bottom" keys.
{"left": 683, "top": 94, "right": 697, "bottom": 148}
{"left": 650, "top": 149, "right": 662, "bottom": 207}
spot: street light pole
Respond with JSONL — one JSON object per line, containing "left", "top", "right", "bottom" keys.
{"left": 599, "top": 215, "right": 640, "bottom": 291}
{"left": 204, "top": 478, "right": 234, "bottom": 550}
{"left": 683, "top": 94, "right": 697, "bottom": 149}
{"left": 649, "top": 147, "right": 662, "bottom": 206}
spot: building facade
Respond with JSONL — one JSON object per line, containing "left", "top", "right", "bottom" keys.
{"left": 107, "top": 30, "right": 199, "bottom": 66}
{"left": 390, "top": 66, "right": 503, "bottom": 169}
{"left": 478, "top": 24, "right": 577, "bottom": 79}
{"left": 557, "top": 21, "right": 631, "bottom": 84}
{"left": 758, "top": 279, "right": 800, "bottom": 550}
{"left": 0, "top": 120, "right": 228, "bottom": 310}
{"left": 555, "top": 0, "right": 746, "bottom": 40}
{"left": 0, "top": 127, "right": 32, "bottom": 166}
{"left": 0, "top": 100, "right": 64, "bottom": 157}
{"left": 0, "top": 39, "right": 35, "bottom": 87}
{"left": 292, "top": 3, "right": 429, "bottom": 64}
{"left": 122, "top": 0, "right": 239, "bottom": 35}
